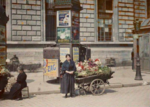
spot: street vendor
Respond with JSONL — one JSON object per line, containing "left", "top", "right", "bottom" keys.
{"left": 60, "top": 54, "right": 76, "bottom": 98}
{"left": 8, "top": 66, "right": 27, "bottom": 100}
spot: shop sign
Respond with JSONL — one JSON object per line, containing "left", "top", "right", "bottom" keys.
{"left": 72, "top": 11, "right": 79, "bottom": 27}
{"left": 0, "top": 25, "right": 5, "bottom": 45}
{"left": 57, "top": 10, "right": 71, "bottom": 27}
{"left": 57, "top": 28, "right": 71, "bottom": 43}
{"left": 60, "top": 48, "right": 70, "bottom": 63}
{"left": 73, "top": 47, "right": 79, "bottom": 62}
{"left": 43, "top": 59, "right": 58, "bottom": 78}
{"left": 0, "top": 46, "right": 6, "bottom": 65}
{"left": 72, "top": 27, "right": 79, "bottom": 43}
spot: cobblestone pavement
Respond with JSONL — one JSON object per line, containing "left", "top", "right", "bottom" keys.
{"left": 1, "top": 86, "right": 150, "bottom": 107}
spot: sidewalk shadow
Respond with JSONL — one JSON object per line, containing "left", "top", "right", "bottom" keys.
{"left": 23, "top": 95, "right": 35, "bottom": 100}
{"left": 47, "top": 79, "right": 60, "bottom": 85}
{"left": 26, "top": 79, "right": 34, "bottom": 83}
{"left": 75, "top": 89, "right": 116, "bottom": 96}
{"left": 0, "top": 93, "right": 35, "bottom": 101}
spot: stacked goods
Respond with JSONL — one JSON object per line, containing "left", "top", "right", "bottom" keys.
{"left": 0, "top": 65, "right": 10, "bottom": 76}
{"left": 75, "top": 59, "right": 111, "bottom": 78}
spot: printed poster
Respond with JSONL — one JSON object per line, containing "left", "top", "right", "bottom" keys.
{"left": 0, "top": 46, "right": 6, "bottom": 65}
{"left": 0, "top": 25, "right": 5, "bottom": 45}
{"left": 57, "top": 28, "right": 71, "bottom": 43}
{"left": 72, "top": 27, "right": 79, "bottom": 43}
{"left": 60, "top": 48, "right": 70, "bottom": 63}
{"left": 73, "top": 47, "right": 79, "bottom": 62}
{"left": 57, "top": 10, "right": 71, "bottom": 27}
{"left": 43, "top": 59, "right": 58, "bottom": 77}
{"left": 72, "top": 11, "right": 79, "bottom": 27}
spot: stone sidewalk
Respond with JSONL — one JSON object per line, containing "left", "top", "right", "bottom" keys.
{"left": 1, "top": 86, "right": 150, "bottom": 107}
{"left": 10, "top": 66, "right": 150, "bottom": 95}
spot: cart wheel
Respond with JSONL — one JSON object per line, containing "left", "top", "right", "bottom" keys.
{"left": 90, "top": 79, "right": 105, "bottom": 95}
{"left": 79, "top": 89, "right": 86, "bottom": 96}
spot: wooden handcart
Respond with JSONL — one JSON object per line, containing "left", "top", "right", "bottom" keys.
{"left": 75, "top": 71, "right": 114, "bottom": 95}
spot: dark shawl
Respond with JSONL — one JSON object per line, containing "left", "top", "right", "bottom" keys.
{"left": 9, "top": 72, "right": 27, "bottom": 99}
{"left": 60, "top": 60, "right": 76, "bottom": 94}
{"left": 0, "top": 75, "right": 8, "bottom": 90}
{"left": 0, "top": 75, "right": 8, "bottom": 97}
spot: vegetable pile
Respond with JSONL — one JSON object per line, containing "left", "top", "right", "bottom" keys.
{"left": 75, "top": 59, "right": 111, "bottom": 78}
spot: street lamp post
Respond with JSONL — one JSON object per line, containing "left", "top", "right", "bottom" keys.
{"left": 134, "top": 19, "right": 143, "bottom": 80}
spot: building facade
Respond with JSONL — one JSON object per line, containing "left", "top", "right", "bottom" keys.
{"left": 2, "top": 0, "right": 150, "bottom": 66}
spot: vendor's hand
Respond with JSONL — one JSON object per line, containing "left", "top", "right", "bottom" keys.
{"left": 70, "top": 71, "right": 74, "bottom": 74}
{"left": 65, "top": 71, "right": 69, "bottom": 73}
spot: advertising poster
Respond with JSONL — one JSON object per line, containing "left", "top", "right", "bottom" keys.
{"left": 57, "top": 10, "right": 71, "bottom": 27}
{"left": 73, "top": 47, "right": 79, "bottom": 62}
{"left": 72, "top": 11, "right": 79, "bottom": 27}
{"left": 72, "top": 27, "right": 79, "bottom": 43}
{"left": 43, "top": 59, "right": 58, "bottom": 78}
{"left": 57, "top": 28, "right": 71, "bottom": 43}
{"left": 0, "top": 25, "right": 5, "bottom": 45}
{"left": 0, "top": 46, "right": 6, "bottom": 65}
{"left": 60, "top": 48, "right": 70, "bottom": 63}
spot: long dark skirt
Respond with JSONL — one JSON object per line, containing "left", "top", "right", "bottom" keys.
{"left": 60, "top": 74, "right": 75, "bottom": 94}
{"left": 0, "top": 75, "right": 8, "bottom": 98}
{"left": 8, "top": 83, "right": 22, "bottom": 99}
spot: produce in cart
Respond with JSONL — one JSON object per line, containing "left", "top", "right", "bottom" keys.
{"left": 75, "top": 59, "right": 112, "bottom": 78}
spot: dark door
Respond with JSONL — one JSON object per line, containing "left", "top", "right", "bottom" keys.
{"left": 46, "top": 1, "right": 56, "bottom": 41}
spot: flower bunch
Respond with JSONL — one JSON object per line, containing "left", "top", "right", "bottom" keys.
{"left": 75, "top": 59, "right": 104, "bottom": 77}
{"left": 0, "top": 65, "right": 10, "bottom": 76}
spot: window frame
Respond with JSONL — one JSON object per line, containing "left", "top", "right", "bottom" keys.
{"left": 97, "top": 0, "right": 113, "bottom": 42}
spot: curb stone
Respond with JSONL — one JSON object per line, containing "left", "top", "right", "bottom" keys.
{"left": 28, "top": 82, "right": 150, "bottom": 96}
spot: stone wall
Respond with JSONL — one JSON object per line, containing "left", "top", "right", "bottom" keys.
{"left": 80, "top": 0, "right": 95, "bottom": 42}
{"left": 7, "top": 46, "right": 132, "bottom": 66}
{"left": 11, "top": 0, "right": 42, "bottom": 41}
{"left": 7, "top": 47, "right": 43, "bottom": 65}
{"left": 91, "top": 47, "right": 132, "bottom": 66}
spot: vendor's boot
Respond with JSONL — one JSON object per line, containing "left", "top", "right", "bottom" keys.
{"left": 64, "top": 94, "right": 67, "bottom": 98}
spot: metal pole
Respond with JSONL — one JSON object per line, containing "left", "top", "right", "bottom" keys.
{"left": 135, "top": 30, "right": 142, "bottom": 80}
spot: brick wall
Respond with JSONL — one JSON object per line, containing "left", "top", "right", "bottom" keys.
{"left": 80, "top": 0, "right": 95, "bottom": 42}
{"left": 11, "top": 0, "right": 42, "bottom": 41}
{"left": 118, "top": 0, "right": 147, "bottom": 42}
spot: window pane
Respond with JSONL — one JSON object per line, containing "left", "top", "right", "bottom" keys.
{"left": 106, "top": 0, "right": 113, "bottom": 10}
{"left": 148, "top": 0, "right": 150, "bottom": 18}
{"left": 98, "top": 0, "right": 105, "bottom": 11}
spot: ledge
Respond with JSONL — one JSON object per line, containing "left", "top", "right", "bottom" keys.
{"left": 7, "top": 41, "right": 56, "bottom": 45}
{"left": 6, "top": 41, "right": 133, "bottom": 45}
{"left": 80, "top": 42, "right": 133, "bottom": 45}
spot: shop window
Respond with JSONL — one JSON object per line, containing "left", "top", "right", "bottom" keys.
{"left": 97, "top": 0, "right": 113, "bottom": 42}
{"left": 45, "top": 0, "right": 56, "bottom": 41}
{"left": 147, "top": 0, "right": 150, "bottom": 18}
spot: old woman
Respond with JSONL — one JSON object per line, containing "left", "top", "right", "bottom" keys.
{"left": 60, "top": 54, "right": 76, "bottom": 98}
{"left": 8, "top": 66, "right": 27, "bottom": 100}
